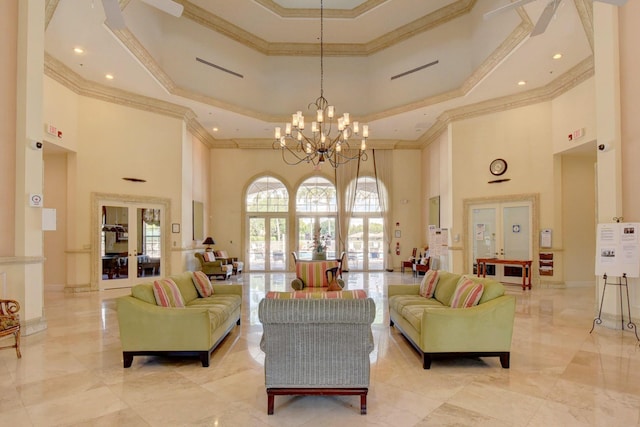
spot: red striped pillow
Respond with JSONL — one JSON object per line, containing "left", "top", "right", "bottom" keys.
{"left": 419, "top": 270, "right": 439, "bottom": 298}
{"left": 192, "top": 271, "right": 213, "bottom": 298}
{"left": 450, "top": 277, "right": 484, "bottom": 308}
{"left": 152, "top": 279, "right": 185, "bottom": 307}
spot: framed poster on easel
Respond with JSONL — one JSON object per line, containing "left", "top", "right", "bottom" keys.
{"left": 595, "top": 222, "right": 640, "bottom": 278}
{"left": 591, "top": 222, "right": 640, "bottom": 341}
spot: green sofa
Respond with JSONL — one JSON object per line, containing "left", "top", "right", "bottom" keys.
{"left": 388, "top": 271, "right": 516, "bottom": 369}
{"left": 116, "top": 271, "right": 242, "bottom": 368}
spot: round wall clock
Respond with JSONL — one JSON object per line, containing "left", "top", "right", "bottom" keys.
{"left": 489, "top": 158, "right": 508, "bottom": 176}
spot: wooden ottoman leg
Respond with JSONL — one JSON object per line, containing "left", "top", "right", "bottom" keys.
{"left": 267, "top": 392, "right": 275, "bottom": 415}
{"left": 360, "top": 392, "right": 367, "bottom": 415}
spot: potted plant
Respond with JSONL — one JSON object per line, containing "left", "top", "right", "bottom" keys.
{"left": 312, "top": 228, "right": 328, "bottom": 260}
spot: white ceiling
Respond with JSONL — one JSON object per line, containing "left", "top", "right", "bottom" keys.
{"left": 43, "top": 0, "right": 597, "bottom": 147}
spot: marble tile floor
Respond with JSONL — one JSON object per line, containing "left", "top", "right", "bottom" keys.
{"left": 2, "top": 272, "right": 640, "bottom": 426}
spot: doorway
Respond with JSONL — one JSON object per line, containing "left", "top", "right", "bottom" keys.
{"left": 92, "top": 193, "right": 171, "bottom": 290}
{"left": 465, "top": 196, "right": 537, "bottom": 285}
{"left": 347, "top": 217, "right": 384, "bottom": 271}
{"left": 247, "top": 216, "right": 287, "bottom": 271}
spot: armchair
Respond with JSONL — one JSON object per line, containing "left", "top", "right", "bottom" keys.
{"left": 194, "top": 252, "right": 232, "bottom": 280}
{"left": 0, "top": 299, "right": 21, "bottom": 358}
{"left": 213, "top": 250, "right": 244, "bottom": 275}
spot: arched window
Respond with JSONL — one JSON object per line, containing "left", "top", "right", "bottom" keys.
{"left": 347, "top": 176, "right": 384, "bottom": 271}
{"left": 295, "top": 176, "right": 338, "bottom": 260}
{"left": 245, "top": 176, "right": 288, "bottom": 271}
{"left": 246, "top": 176, "right": 289, "bottom": 212}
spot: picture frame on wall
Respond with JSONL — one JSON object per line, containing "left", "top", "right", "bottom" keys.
{"left": 172, "top": 223, "right": 180, "bottom": 233}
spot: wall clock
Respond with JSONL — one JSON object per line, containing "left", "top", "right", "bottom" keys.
{"left": 489, "top": 158, "right": 508, "bottom": 176}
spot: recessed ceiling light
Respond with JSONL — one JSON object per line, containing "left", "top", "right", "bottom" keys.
{"left": 517, "top": 80, "right": 527, "bottom": 86}
{"left": 73, "top": 47, "right": 84, "bottom": 54}
{"left": 105, "top": 74, "right": 114, "bottom": 80}
{"left": 212, "top": 127, "right": 219, "bottom": 132}
{"left": 552, "top": 53, "right": 562, "bottom": 60}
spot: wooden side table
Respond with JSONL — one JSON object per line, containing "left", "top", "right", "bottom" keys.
{"left": 476, "top": 258, "right": 532, "bottom": 290}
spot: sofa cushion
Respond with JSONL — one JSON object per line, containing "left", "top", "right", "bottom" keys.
{"left": 131, "top": 283, "right": 157, "bottom": 305}
{"left": 419, "top": 270, "right": 440, "bottom": 298}
{"left": 468, "top": 276, "right": 506, "bottom": 304}
{"left": 203, "top": 252, "right": 216, "bottom": 262}
{"left": 433, "top": 271, "right": 461, "bottom": 306}
{"left": 152, "top": 279, "right": 185, "bottom": 307}
{"left": 389, "top": 295, "right": 444, "bottom": 314}
{"left": 401, "top": 304, "right": 447, "bottom": 332}
{"left": 192, "top": 271, "right": 213, "bottom": 298}
{"left": 266, "top": 290, "right": 368, "bottom": 299}
{"left": 169, "top": 272, "right": 199, "bottom": 303}
{"left": 450, "top": 277, "right": 484, "bottom": 308}
{"left": 215, "top": 250, "right": 229, "bottom": 259}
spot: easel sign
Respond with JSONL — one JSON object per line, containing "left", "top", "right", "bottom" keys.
{"left": 595, "top": 223, "right": 640, "bottom": 278}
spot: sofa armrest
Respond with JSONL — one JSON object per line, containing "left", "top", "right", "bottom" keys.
{"left": 388, "top": 284, "right": 420, "bottom": 297}
{"left": 211, "top": 284, "right": 243, "bottom": 296}
{"left": 117, "top": 296, "right": 212, "bottom": 351}
{"left": 420, "top": 295, "right": 516, "bottom": 352}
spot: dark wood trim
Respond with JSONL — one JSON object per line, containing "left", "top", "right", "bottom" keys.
{"left": 266, "top": 387, "right": 368, "bottom": 415}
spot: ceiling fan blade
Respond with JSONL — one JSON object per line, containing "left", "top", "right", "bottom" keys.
{"left": 483, "top": 0, "right": 538, "bottom": 20}
{"left": 530, "top": 0, "right": 560, "bottom": 37}
{"left": 140, "top": 0, "right": 184, "bottom": 17}
{"left": 101, "top": 0, "right": 126, "bottom": 30}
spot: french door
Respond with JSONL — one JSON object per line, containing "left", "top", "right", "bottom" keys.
{"left": 247, "top": 216, "right": 287, "bottom": 271}
{"left": 296, "top": 216, "right": 336, "bottom": 260}
{"left": 469, "top": 201, "right": 532, "bottom": 284}
{"left": 98, "top": 203, "right": 165, "bottom": 290}
{"left": 347, "top": 217, "right": 384, "bottom": 271}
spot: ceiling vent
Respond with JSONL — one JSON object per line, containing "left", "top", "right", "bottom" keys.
{"left": 196, "top": 57, "right": 244, "bottom": 79}
{"left": 391, "top": 60, "right": 439, "bottom": 81}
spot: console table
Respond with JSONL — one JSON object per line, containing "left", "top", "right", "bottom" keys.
{"left": 476, "top": 258, "right": 532, "bottom": 290}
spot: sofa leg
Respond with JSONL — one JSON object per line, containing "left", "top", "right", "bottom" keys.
{"left": 500, "top": 352, "right": 510, "bottom": 369}
{"left": 422, "top": 353, "right": 432, "bottom": 369}
{"left": 267, "top": 393, "right": 275, "bottom": 415}
{"left": 123, "top": 352, "right": 133, "bottom": 368}
{"left": 200, "top": 352, "right": 210, "bottom": 367}
{"left": 360, "top": 393, "right": 367, "bottom": 415}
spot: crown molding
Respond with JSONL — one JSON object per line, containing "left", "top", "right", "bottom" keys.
{"left": 181, "top": 0, "right": 476, "bottom": 57}
{"left": 419, "top": 56, "right": 595, "bottom": 146}
{"left": 252, "top": 0, "right": 388, "bottom": 19}
{"left": 43, "top": 53, "right": 225, "bottom": 148}
{"left": 573, "top": 0, "right": 594, "bottom": 52}
{"left": 45, "top": 0, "right": 60, "bottom": 30}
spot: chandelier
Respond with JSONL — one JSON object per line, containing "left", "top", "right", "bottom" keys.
{"left": 273, "top": 0, "right": 369, "bottom": 168}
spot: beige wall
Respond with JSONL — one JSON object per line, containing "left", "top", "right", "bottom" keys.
{"left": 619, "top": 1, "right": 640, "bottom": 315}
{"left": 43, "top": 153, "right": 68, "bottom": 288}
{"left": 0, "top": 0, "right": 18, "bottom": 257}
{"left": 561, "top": 154, "right": 597, "bottom": 285}
{"left": 209, "top": 148, "right": 423, "bottom": 270}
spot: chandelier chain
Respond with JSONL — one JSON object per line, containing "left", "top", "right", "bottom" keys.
{"left": 273, "top": 0, "right": 369, "bottom": 168}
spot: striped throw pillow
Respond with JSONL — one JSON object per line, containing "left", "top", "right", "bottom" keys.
{"left": 192, "top": 270, "right": 214, "bottom": 298}
{"left": 203, "top": 252, "right": 216, "bottom": 262}
{"left": 152, "top": 279, "right": 185, "bottom": 307}
{"left": 419, "top": 269, "right": 439, "bottom": 298}
{"left": 450, "top": 277, "right": 484, "bottom": 308}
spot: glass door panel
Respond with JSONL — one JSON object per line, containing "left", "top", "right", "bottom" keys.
{"left": 249, "top": 217, "right": 266, "bottom": 270}
{"left": 368, "top": 217, "right": 384, "bottom": 271}
{"left": 269, "top": 218, "right": 287, "bottom": 271}
{"left": 318, "top": 217, "right": 336, "bottom": 259}
{"left": 348, "top": 218, "right": 364, "bottom": 270}
{"left": 297, "top": 217, "right": 315, "bottom": 260}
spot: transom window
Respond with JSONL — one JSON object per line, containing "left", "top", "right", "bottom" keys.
{"left": 246, "top": 176, "right": 289, "bottom": 212}
{"left": 296, "top": 176, "right": 337, "bottom": 213}
{"left": 353, "top": 176, "right": 381, "bottom": 212}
